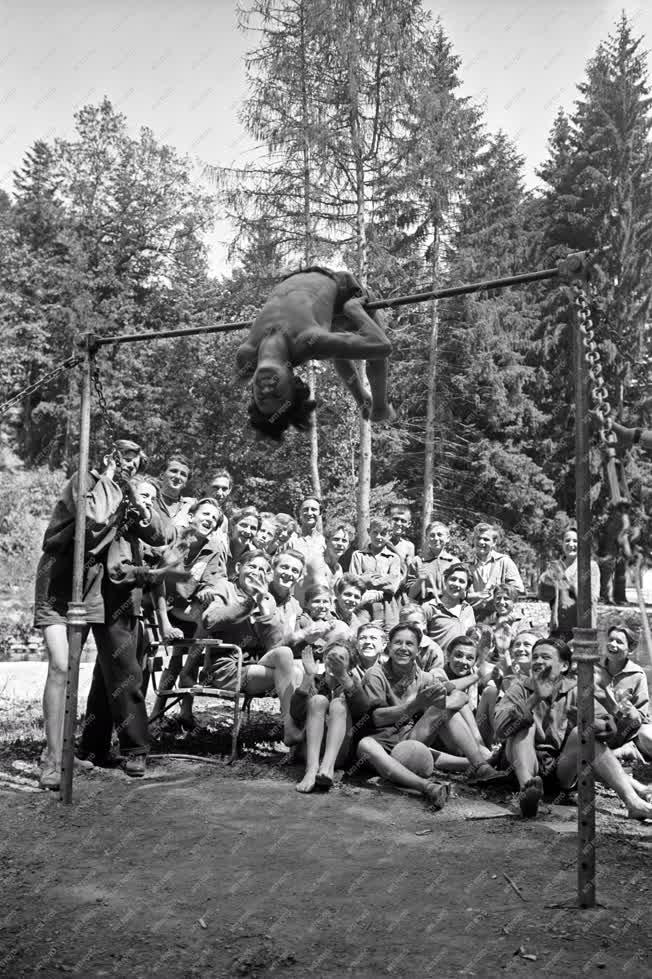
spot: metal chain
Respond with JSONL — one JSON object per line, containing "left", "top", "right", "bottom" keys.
{"left": 572, "top": 284, "right": 615, "bottom": 451}
{"left": 0, "top": 355, "right": 81, "bottom": 417}
{"left": 91, "top": 362, "right": 117, "bottom": 446}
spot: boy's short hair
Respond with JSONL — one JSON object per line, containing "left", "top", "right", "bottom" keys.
{"left": 387, "top": 622, "right": 421, "bottom": 645}
{"left": 232, "top": 505, "right": 260, "bottom": 529}
{"left": 239, "top": 549, "right": 272, "bottom": 571}
{"left": 259, "top": 511, "right": 276, "bottom": 522}
{"left": 300, "top": 496, "right": 322, "bottom": 512}
{"left": 130, "top": 474, "right": 159, "bottom": 498}
{"left": 369, "top": 516, "right": 391, "bottom": 534}
{"left": 188, "top": 497, "right": 223, "bottom": 526}
{"left": 275, "top": 513, "right": 299, "bottom": 533}
{"left": 336, "top": 573, "right": 365, "bottom": 595}
{"left": 493, "top": 583, "right": 516, "bottom": 600}
{"left": 532, "top": 636, "right": 572, "bottom": 665}
{"left": 399, "top": 603, "right": 427, "bottom": 623}
{"left": 390, "top": 504, "right": 412, "bottom": 518}
{"left": 425, "top": 520, "right": 449, "bottom": 536}
{"left": 248, "top": 378, "right": 316, "bottom": 440}
{"left": 272, "top": 547, "right": 306, "bottom": 568}
{"left": 304, "top": 583, "right": 332, "bottom": 604}
{"left": 324, "top": 520, "right": 355, "bottom": 541}
{"left": 357, "top": 622, "right": 386, "bottom": 640}
{"left": 607, "top": 623, "right": 638, "bottom": 650}
{"left": 323, "top": 637, "right": 356, "bottom": 666}
{"left": 211, "top": 468, "right": 233, "bottom": 487}
{"left": 443, "top": 562, "right": 470, "bottom": 584}
{"left": 165, "top": 452, "right": 191, "bottom": 471}
{"left": 473, "top": 522, "right": 499, "bottom": 541}
{"left": 447, "top": 635, "right": 478, "bottom": 658}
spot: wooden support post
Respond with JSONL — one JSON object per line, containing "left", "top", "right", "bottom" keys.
{"left": 60, "top": 337, "right": 94, "bottom": 804}
{"left": 573, "top": 310, "right": 599, "bottom": 908}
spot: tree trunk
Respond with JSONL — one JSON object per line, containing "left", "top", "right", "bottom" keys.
{"left": 421, "top": 225, "right": 440, "bottom": 549}
{"left": 300, "top": 0, "right": 321, "bottom": 499}
{"left": 346, "top": 14, "right": 371, "bottom": 545}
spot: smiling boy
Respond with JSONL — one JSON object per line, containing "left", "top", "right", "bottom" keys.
{"left": 423, "top": 563, "right": 476, "bottom": 652}
{"left": 349, "top": 517, "right": 402, "bottom": 629}
{"left": 494, "top": 637, "right": 652, "bottom": 819}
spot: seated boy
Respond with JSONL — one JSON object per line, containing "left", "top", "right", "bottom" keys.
{"left": 355, "top": 624, "right": 503, "bottom": 805}
{"left": 349, "top": 517, "right": 402, "bottom": 629}
{"left": 399, "top": 604, "right": 444, "bottom": 670}
{"left": 179, "top": 550, "right": 302, "bottom": 739}
{"left": 294, "top": 582, "right": 350, "bottom": 664}
{"left": 333, "top": 573, "right": 372, "bottom": 633}
{"left": 355, "top": 622, "right": 386, "bottom": 672}
{"left": 423, "top": 563, "right": 476, "bottom": 651}
{"left": 494, "top": 636, "right": 652, "bottom": 819}
{"left": 289, "top": 638, "right": 369, "bottom": 794}
{"left": 406, "top": 520, "right": 458, "bottom": 603}
{"left": 595, "top": 624, "right": 652, "bottom": 763}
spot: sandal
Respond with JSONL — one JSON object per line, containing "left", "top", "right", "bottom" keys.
{"left": 423, "top": 780, "right": 450, "bottom": 811}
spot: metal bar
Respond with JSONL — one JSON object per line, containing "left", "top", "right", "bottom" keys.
{"left": 60, "top": 340, "right": 93, "bottom": 804}
{"left": 573, "top": 307, "right": 598, "bottom": 909}
{"left": 92, "top": 266, "right": 560, "bottom": 347}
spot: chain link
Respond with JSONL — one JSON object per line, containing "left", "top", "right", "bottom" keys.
{"left": 0, "top": 356, "right": 81, "bottom": 417}
{"left": 572, "top": 284, "right": 615, "bottom": 450}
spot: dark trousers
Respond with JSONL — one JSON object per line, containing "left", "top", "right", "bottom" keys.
{"left": 80, "top": 615, "right": 149, "bottom": 760}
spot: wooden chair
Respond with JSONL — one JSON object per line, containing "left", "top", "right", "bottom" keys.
{"left": 145, "top": 639, "right": 245, "bottom": 763}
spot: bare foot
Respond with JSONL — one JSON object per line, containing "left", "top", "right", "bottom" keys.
{"left": 423, "top": 780, "right": 450, "bottom": 811}
{"left": 627, "top": 799, "right": 652, "bottom": 821}
{"left": 296, "top": 770, "right": 318, "bottom": 794}
{"left": 630, "top": 776, "right": 652, "bottom": 802}
{"left": 370, "top": 403, "right": 396, "bottom": 423}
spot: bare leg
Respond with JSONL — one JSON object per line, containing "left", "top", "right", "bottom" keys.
{"left": 411, "top": 707, "right": 492, "bottom": 767}
{"left": 333, "top": 359, "right": 372, "bottom": 418}
{"left": 250, "top": 646, "right": 302, "bottom": 743}
{"left": 556, "top": 728, "right": 652, "bottom": 820}
{"left": 476, "top": 685, "right": 499, "bottom": 747}
{"left": 458, "top": 703, "right": 487, "bottom": 750}
{"left": 41, "top": 624, "right": 69, "bottom": 776}
{"left": 636, "top": 723, "right": 652, "bottom": 761}
{"left": 430, "top": 749, "right": 470, "bottom": 772}
{"left": 504, "top": 725, "right": 538, "bottom": 787}
{"left": 296, "top": 695, "right": 328, "bottom": 794}
{"left": 317, "top": 697, "right": 348, "bottom": 782}
{"left": 357, "top": 736, "right": 447, "bottom": 810}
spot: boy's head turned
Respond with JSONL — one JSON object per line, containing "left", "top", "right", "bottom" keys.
{"left": 531, "top": 637, "right": 572, "bottom": 677}
{"left": 447, "top": 636, "right": 478, "bottom": 676}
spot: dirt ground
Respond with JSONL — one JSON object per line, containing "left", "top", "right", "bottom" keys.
{"left": 1, "top": 711, "right": 651, "bottom": 979}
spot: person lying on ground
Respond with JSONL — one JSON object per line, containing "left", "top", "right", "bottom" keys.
{"left": 349, "top": 517, "right": 402, "bottom": 630}
{"left": 35, "top": 440, "right": 162, "bottom": 789}
{"left": 595, "top": 624, "right": 652, "bottom": 764}
{"left": 467, "top": 523, "right": 525, "bottom": 620}
{"left": 406, "top": 520, "right": 458, "bottom": 603}
{"left": 398, "top": 604, "right": 444, "bottom": 671}
{"left": 149, "top": 497, "right": 225, "bottom": 729}
{"left": 236, "top": 266, "right": 394, "bottom": 439}
{"left": 355, "top": 624, "right": 503, "bottom": 799}
{"left": 538, "top": 526, "right": 599, "bottom": 641}
{"left": 423, "top": 563, "right": 476, "bottom": 652}
{"left": 476, "top": 630, "right": 537, "bottom": 748}
{"left": 179, "top": 550, "right": 303, "bottom": 739}
{"left": 493, "top": 636, "right": 652, "bottom": 820}
{"left": 288, "top": 639, "right": 370, "bottom": 794}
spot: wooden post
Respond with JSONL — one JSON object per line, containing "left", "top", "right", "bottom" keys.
{"left": 573, "top": 311, "right": 599, "bottom": 908}
{"left": 60, "top": 336, "right": 93, "bottom": 804}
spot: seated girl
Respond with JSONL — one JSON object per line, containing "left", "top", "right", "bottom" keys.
{"left": 476, "top": 630, "right": 537, "bottom": 748}
{"left": 226, "top": 506, "right": 261, "bottom": 579}
{"left": 333, "top": 573, "right": 372, "bottom": 633}
{"left": 289, "top": 639, "right": 369, "bottom": 794}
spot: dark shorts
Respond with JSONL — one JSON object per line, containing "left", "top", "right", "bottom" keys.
{"left": 199, "top": 656, "right": 254, "bottom": 692}
{"left": 495, "top": 742, "right": 566, "bottom": 785}
{"left": 33, "top": 551, "right": 105, "bottom": 628}
{"left": 281, "top": 267, "right": 366, "bottom": 315}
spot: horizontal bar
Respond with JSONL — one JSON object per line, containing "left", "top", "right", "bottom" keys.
{"left": 366, "top": 266, "right": 560, "bottom": 310}
{"left": 92, "top": 265, "right": 560, "bottom": 347}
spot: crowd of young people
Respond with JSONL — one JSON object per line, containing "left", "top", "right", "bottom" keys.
{"left": 34, "top": 445, "right": 652, "bottom": 821}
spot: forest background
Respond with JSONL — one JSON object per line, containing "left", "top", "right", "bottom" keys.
{"left": 1, "top": 2, "right": 651, "bottom": 646}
